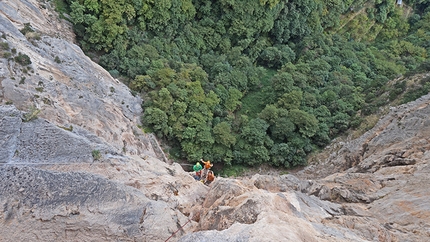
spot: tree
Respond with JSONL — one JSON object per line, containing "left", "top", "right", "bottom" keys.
{"left": 277, "top": 90, "right": 303, "bottom": 110}
{"left": 213, "top": 122, "right": 237, "bottom": 147}
{"left": 258, "top": 104, "right": 279, "bottom": 124}
{"left": 258, "top": 46, "right": 284, "bottom": 68}
{"left": 153, "top": 88, "right": 173, "bottom": 111}
{"left": 270, "top": 116, "right": 295, "bottom": 141}
{"left": 271, "top": 72, "right": 295, "bottom": 94}
{"left": 225, "top": 88, "right": 243, "bottom": 112}
{"left": 289, "top": 109, "right": 318, "bottom": 138}
{"left": 142, "top": 108, "right": 169, "bottom": 137}
{"left": 270, "top": 143, "right": 293, "bottom": 167}
{"left": 240, "top": 118, "right": 270, "bottom": 146}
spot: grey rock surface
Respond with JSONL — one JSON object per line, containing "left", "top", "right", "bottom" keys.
{"left": 0, "top": 165, "right": 193, "bottom": 241}
{"left": 0, "top": 0, "right": 163, "bottom": 160}
{"left": 1, "top": 0, "right": 430, "bottom": 242}
{"left": 294, "top": 92, "right": 430, "bottom": 241}
{"left": 0, "top": 105, "right": 113, "bottom": 164}
{"left": 0, "top": 105, "right": 21, "bottom": 163}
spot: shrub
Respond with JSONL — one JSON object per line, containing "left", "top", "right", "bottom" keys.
{"left": 219, "top": 164, "right": 246, "bottom": 177}
{"left": 20, "top": 23, "right": 34, "bottom": 35}
{"left": 14, "top": 52, "right": 31, "bottom": 65}
{"left": 3, "top": 52, "right": 11, "bottom": 58}
{"left": 92, "top": 150, "right": 101, "bottom": 160}
{"left": 22, "top": 106, "right": 40, "bottom": 122}
{"left": 58, "top": 125, "right": 73, "bottom": 132}
{"left": 108, "top": 69, "right": 120, "bottom": 78}
{"left": 0, "top": 42, "right": 9, "bottom": 50}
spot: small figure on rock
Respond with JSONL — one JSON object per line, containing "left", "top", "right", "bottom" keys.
{"left": 193, "top": 162, "right": 202, "bottom": 181}
{"left": 200, "top": 159, "right": 213, "bottom": 181}
{"left": 205, "top": 170, "right": 215, "bottom": 185}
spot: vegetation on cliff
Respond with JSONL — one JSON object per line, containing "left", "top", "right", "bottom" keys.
{"left": 61, "top": 0, "right": 430, "bottom": 167}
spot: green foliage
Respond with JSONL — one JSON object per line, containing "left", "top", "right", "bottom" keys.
{"left": 0, "top": 42, "right": 9, "bottom": 50}
{"left": 58, "top": 125, "right": 74, "bottom": 132}
{"left": 389, "top": 81, "right": 406, "bottom": 101}
{"left": 213, "top": 122, "right": 236, "bottom": 147}
{"left": 14, "top": 52, "right": 31, "bottom": 66}
{"left": 2, "top": 51, "right": 11, "bottom": 59}
{"left": 53, "top": 0, "right": 71, "bottom": 19}
{"left": 219, "top": 164, "right": 247, "bottom": 177}
{"left": 258, "top": 46, "right": 295, "bottom": 68}
{"left": 277, "top": 90, "right": 303, "bottom": 110}
{"left": 270, "top": 143, "right": 293, "bottom": 167}
{"left": 289, "top": 109, "right": 318, "bottom": 138}
{"left": 22, "top": 106, "right": 40, "bottom": 122}
{"left": 240, "top": 118, "right": 269, "bottom": 145}
{"left": 401, "top": 77, "right": 430, "bottom": 103}
{"left": 54, "top": 56, "right": 62, "bottom": 63}
{"left": 92, "top": 150, "right": 101, "bottom": 160}
{"left": 0, "top": 41, "right": 11, "bottom": 58}
{"left": 142, "top": 107, "right": 169, "bottom": 137}
{"left": 20, "top": 23, "right": 34, "bottom": 35}
{"left": 63, "top": 0, "right": 430, "bottom": 168}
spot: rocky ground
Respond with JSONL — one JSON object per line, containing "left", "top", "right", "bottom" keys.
{"left": 1, "top": 1, "right": 430, "bottom": 241}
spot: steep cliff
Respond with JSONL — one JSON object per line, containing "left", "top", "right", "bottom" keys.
{"left": 1, "top": 1, "right": 429, "bottom": 242}
{"left": 0, "top": 0, "right": 165, "bottom": 159}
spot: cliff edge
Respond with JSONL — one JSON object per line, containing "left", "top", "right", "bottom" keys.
{"left": 1, "top": 1, "right": 429, "bottom": 241}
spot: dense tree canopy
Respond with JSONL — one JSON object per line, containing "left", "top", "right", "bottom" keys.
{"left": 65, "top": 0, "right": 430, "bottom": 168}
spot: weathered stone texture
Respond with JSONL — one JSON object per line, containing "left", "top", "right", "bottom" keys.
{"left": 1, "top": 0, "right": 430, "bottom": 241}
{"left": 0, "top": 0, "right": 161, "bottom": 159}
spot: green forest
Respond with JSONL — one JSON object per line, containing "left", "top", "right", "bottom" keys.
{"left": 60, "top": 0, "right": 430, "bottom": 169}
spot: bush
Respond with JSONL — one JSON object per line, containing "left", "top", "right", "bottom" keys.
{"left": 22, "top": 106, "right": 40, "bottom": 122}
{"left": 20, "top": 23, "right": 34, "bottom": 35}
{"left": 219, "top": 164, "right": 246, "bottom": 177}
{"left": 0, "top": 42, "right": 9, "bottom": 50}
{"left": 92, "top": 150, "right": 101, "bottom": 160}
{"left": 3, "top": 52, "right": 11, "bottom": 58}
{"left": 14, "top": 52, "right": 31, "bottom": 65}
{"left": 108, "top": 69, "right": 120, "bottom": 78}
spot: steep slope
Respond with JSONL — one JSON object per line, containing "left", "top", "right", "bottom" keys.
{"left": 0, "top": 0, "right": 164, "bottom": 159}
{"left": 178, "top": 83, "right": 430, "bottom": 242}
{"left": 1, "top": 1, "right": 430, "bottom": 242}
{"left": 294, "top": 91, "right": 430, "bottom": 241}
{"left": 0, "top": 1, "right": 202, "bottom": 241}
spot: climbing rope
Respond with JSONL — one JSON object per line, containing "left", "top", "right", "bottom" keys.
{"left": 164, "top": 218, "right": 192, "bottom": 242}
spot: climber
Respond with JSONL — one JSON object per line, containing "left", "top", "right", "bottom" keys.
{"left": 204, "top": 170, "right": 215, "bottom": 185}
{"left": 193, "top": 162, "right": 203, "bottom": 181}
{"left": 200, "top": 159, "right": 213, "bottom": 181}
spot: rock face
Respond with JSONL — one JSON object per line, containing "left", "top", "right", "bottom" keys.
{"left": 0, "top": 0, "right": 164, "bottom": 159}
{"left": 0, "top": 105, "right": 208, "bottom": 241}
{"left": 294, "top": 93, "right": 430, "bottom": 241}
{"left": 1, "top": 0, "right": 430, "bottom": 242}
{"left": 0, "top": 163, "right": 206, "bottom": 241}
{"left": 178, "top": 92, "right": 430, "bottom": 241}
